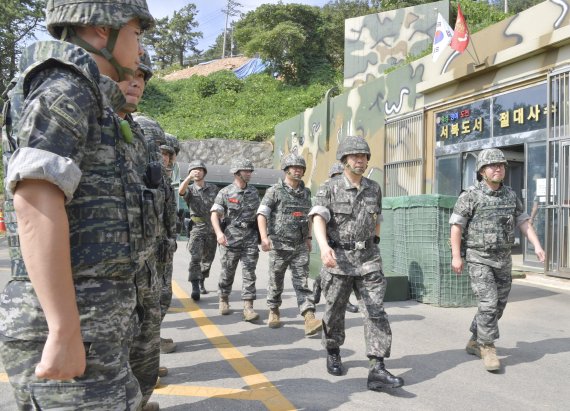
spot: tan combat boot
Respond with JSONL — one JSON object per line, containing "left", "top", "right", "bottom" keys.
{"left": 219, "top": 296, "right": 230, "bottom": 315}
{"left": 160, "top": 337, "right": 176, "bottom": 354}
{"left": 268, "top": 307, "right": 281, "bottom": 328}
{"left": 243, "top": 300, "right": 260, "bottom": 322}
{"left": 465, "top": 336, "right": 481, "bottom": 358}
{"left": 303, "top": 310, "right": 323, "bottom": 336}
{"left": 158, "top": 366, "right": 168, "bottom": 377}
{"left": 480, "top": 343, "right": 500, "bottom": 371}
{"left": 143, "top": 402, "right": 160, "bottom": 411}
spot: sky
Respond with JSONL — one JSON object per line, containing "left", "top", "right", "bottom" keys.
{"left": 147, "top": 0, "right": 329, "bottom": 52}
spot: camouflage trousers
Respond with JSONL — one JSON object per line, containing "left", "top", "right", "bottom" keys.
{"left": 321, "top": 270, "right": 392, "bottom": 358}
{"left": 129, "top": 260, "right": 161, "bottom": 406}
{"left": 266, "top": 246, "right": 315, "bottom": 315}
{"left": 218, "top": 243, "right": 259, "bottom": 300}
{"left": 187, "top": 224, "right": 217, "bottom": 282}
{"left": 157, "top": 256, "right": 174, "bottom": 322}
{"left": 0, "top": 338, "right": 142, "bottom": 411}
{"left": 467, "top": 261, "right": 513, "bottom": 344}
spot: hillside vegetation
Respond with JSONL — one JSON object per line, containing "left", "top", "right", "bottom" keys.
{"left": 139, "top": 71, "right": 336, "bottom": 141}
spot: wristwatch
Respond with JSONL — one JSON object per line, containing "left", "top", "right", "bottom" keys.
{"left": 373, "top": 235, "right": 380, "bottom": 244}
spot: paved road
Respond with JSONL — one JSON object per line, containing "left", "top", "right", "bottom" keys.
{"left": 1, "top": 237, "right": 569, "bottom": 410}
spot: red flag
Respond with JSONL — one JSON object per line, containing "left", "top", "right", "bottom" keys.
{"left": 450, "top": 4, "right": 469, "bottom": 53}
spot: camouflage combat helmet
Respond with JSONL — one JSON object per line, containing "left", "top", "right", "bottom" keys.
{"left": 165, "top": 133, "right": 180, "bottom": 155}
{"left": 139, "top": 49, "right": 153, "bottom": 82}
{"left": 133, "top": 115, "right": 166, "bottom": 146}
{"left": 477, "top": 148, "right": 507, "bottom": 171}
{"left": 160, "top": 144, "right": 175, "bottom": 155}
{"left": 188, "top": 160, "right": 207, "bottom": 175}
{"left": 336, "top": 136, "right": 371, "bottom": 161}
{"left": 45, "top": 0, "right": 155, "bottom": 81}
{"left": 328, "top": 162, "right": 345, "bottom": 178}
{"left": 230, "top": 159, "right": 254, "bottom": 174}
{"left": 281, "top": 153, "right": 306, "bottom": 171}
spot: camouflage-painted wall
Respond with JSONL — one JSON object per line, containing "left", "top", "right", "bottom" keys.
{"left": 344, "top": 1, "right": 449, "bottom": 88}
{"left": 275, "top": 0, "right": 570, "bottom": 196}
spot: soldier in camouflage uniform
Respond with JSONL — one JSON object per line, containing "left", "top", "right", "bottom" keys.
{"left": 0, "top": 1, "right": 156, "bottom": 409}
{"left": 257, "top": 154, "right": 322, "bottom": 335}
{"left": 450, "top": 148, "right": 545, "bottom": 372}
{"left": 166, "top": 133, "right": 183, "bottom": 234}
{"left": 179, "top": 160, "right": 220, "bottom": 300}
{"left": 313, "top": 162, "right": 359, "bottom": 314}
{"left": 134, "top": 116, "right": 178, "bottom": 361}
{"left": 309, "top": 136, "right": 404, "bottom": 391}
{"left": 117, "top": 52, "right": 167, "bottom": 411}
{"left": 211, "top": 158, "right": 261, "bottom": 321}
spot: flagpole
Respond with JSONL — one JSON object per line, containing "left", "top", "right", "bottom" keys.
{"left": 467, "top": 38, "right": 482, "bottom": 66}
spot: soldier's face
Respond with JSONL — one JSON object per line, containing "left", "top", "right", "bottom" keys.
{"left": 121, "top": 69, "right": 145, "bottom": 107}
{"left": 345, "top": 153, "right": 368, "bottom": 175}
{"left": 238, "top": 170, "right": 253, "bottom": 183}
{"left": 114, "top": 18, "right": 144, "bottom": 77}
{"left": 190, "top": 168, "right": 205, "bottom": 181}
{"left": 286, "top": 165, "right": 305, "bottom": 180}
{"left": 481, "top": 163, "right": 506, "bottom": 184}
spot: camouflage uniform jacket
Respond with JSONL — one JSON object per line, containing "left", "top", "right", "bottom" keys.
{"left": 0, "top": 41, "right": 157, "bottom": 341}
{"left": 449, "top": 181, "right": 530, "bottom": 268}
{"left": 211, "top": 182, "right": 260, "bottom": 247}
{"left": 257, "top": 178, "right": 311, "bottom": 251}
{"left": 183, "top": 181, "right": 219, "bottom": 225}
{"left": 309, "top": 174, "right": 383, "bottom": 276}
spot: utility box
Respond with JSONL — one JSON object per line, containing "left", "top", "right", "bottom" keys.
{"left": 381, "top": 195, "right": 476, "bottom": 307}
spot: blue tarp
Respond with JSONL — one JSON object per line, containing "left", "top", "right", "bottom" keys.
{"left": 233, "top": 58, "right": 270, "bottom": 79}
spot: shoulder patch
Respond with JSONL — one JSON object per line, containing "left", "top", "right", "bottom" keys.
{"left": 50, "top": 94, "right": 83, "bottom": 128}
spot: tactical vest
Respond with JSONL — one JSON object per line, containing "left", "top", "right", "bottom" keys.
{"left": 268, "top": 180, "right": 311, "bottom": 242}
{"left": 2, "top": 41, "right": 156, "bottom": 280}
{"left": 464, "top": 183, "right": 517, "bottom": 252}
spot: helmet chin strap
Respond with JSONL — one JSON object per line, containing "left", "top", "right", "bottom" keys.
{"left": 285, "top": 169, "right": 304, "bottom": 181}
{"left": 67, "top": 27, "right": 135, "bottom": 81}
{"left": 345, "top": 162, "right": 366, "bottom": 175}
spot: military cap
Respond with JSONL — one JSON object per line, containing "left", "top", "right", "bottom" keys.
{"left": 46, "top": 0, "right": 155, "bottom": 38}
{"left": 281, "top": 153, "right": 306, "bottom": 171}
{"left": 328, "top": 162, "right": 345, "bottom": 178}
{"left": 139, "top": 49, "right": 153, "bottom": 82}
{"left": 230, "top": 159, "right": 254, "bottom": 174}
{"left": 336, "top": 135, "right": 371, "bottom": 161}
{"left": 188, "top": 160, "right": 207, "bottom": 175}
{"left": 165, "top": 133, "right": 180, "bottom": 155}
{"left": 160, "top": 144, "right": 175, "bottom": 155}
{"left": 133, "top": 115, "right": 166, "bottom": 146}
{"left": 477, "top": 148, "right": 507, "bottom": 171}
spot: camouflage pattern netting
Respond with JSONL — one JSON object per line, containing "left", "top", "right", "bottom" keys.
{"left": 46, "top": 0, "right": 154, "bottom": 37}
{"left": 336, "top": 135, "right": 371, "bottom": 161}
{"left": 280, "top": 153, "right": 306, "bottom": 170}
{"left": 476, "top": 148, "right": 508, "bottom": 171}
{"left": 230, "top": 158, "right": 255, "bottom": 173}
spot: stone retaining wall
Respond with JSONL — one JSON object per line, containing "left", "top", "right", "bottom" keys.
{"left": 177, "top": 139, "right": 274, "bottom": 168}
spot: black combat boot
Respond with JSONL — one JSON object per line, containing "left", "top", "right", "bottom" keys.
{"left": 367, "top": 357, "right": 404, "bottom": 391}
{"left": 346, "top": 302, "right": 359, "bottom": 313}
{"left": 191, "top": 280, "right": 200, "bottom": 301}
{"left": 326, "top": 349, "right": 343, "bottom": 376}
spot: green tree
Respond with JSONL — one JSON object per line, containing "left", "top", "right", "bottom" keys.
{"left": 234, "top": 3, "right": 330, "bottom": 84}
{"left": 143, "top": 4, "right": 202, "bottom": 68}
{"left": 0, "top": 0, "right": 44, "bottom": 99}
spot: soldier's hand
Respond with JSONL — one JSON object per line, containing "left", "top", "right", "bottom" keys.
{"left": 535, "top": 246, "right": 546, "bottom": 263}
{"left": 260, "top": 238, "right": 271, "bottom": 252}
{"left": 321, "top": 246, "right": 337, "bottom": 268}
{"left": 217, "top": 233, "right": 228, "bottom": 246}
{"left": 35, "top": 329, "right": 86, "bottom": 380}
{"left": 451, "top": 256, "right": 464, "bottom": 275}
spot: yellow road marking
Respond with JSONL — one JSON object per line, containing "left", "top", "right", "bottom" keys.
{"left": 0, "top": 372, "right": 8, "bottom": 382}
{"left": 169, "top": 280, "right": 296, "bottom": 411}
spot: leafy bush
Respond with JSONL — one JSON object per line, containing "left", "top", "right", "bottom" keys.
{"left": 139, "top": 72, "right": 335, "bottom": 141}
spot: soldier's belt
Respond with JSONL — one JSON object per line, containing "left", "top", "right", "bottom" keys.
{"left": 191, "top": 216, "right": 206, "bottom": 223}
{"left": 333, "top": 238, "right": 374, "bottom": 250}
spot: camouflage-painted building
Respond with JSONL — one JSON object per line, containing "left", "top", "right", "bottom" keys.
{"left": 275, "top": 0, "right": 570, "bottom": 279}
